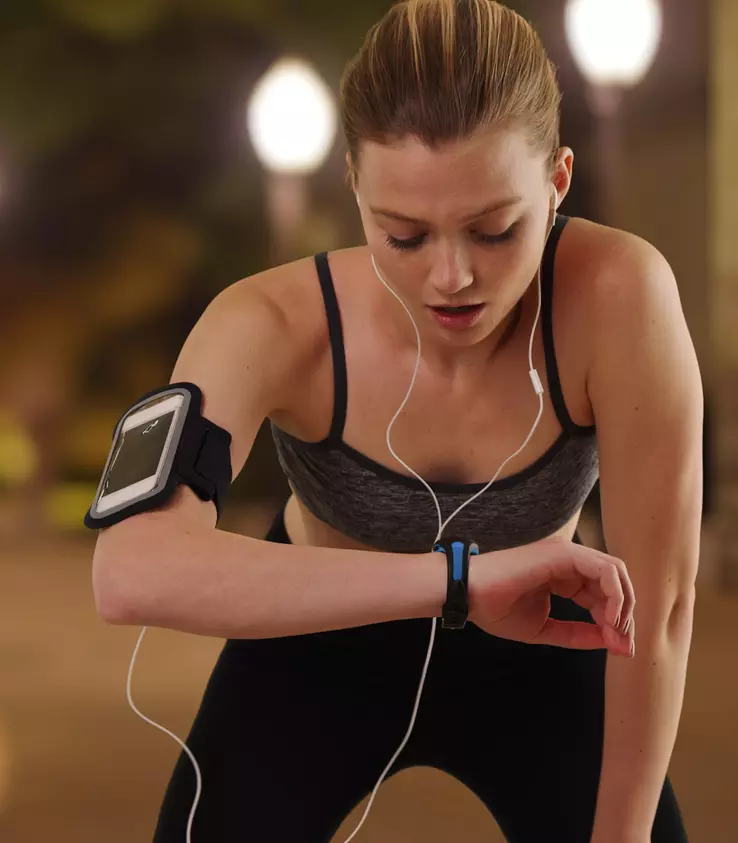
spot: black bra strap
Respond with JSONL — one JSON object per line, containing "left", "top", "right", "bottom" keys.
{"left": 314, "top": 252, "right": 348, "bottom": 441}
{"left": 540, "top": 215, "right": 592, "bottom": 436}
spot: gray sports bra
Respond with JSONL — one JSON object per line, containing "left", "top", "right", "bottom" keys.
{"left": 270, "top": 215, "right": 599, "bottom": 554}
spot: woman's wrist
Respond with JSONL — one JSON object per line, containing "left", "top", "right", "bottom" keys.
{"left": 466, "top": 549, "right": 507, "bottom": 625}
{"left": 409, "top": 551, "right": 448, "bottom": 620}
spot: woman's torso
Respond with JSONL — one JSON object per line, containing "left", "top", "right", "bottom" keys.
{"left": 264, "top": 216, "right": 600, "bottom": 553}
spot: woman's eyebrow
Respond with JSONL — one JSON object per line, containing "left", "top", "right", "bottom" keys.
{"left": 369, "top": 196, "right": 523, "bottom": 225}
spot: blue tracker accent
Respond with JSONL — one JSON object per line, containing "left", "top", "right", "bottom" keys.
{"left": 451, "top": 540, "right": 464, "bottom": 581}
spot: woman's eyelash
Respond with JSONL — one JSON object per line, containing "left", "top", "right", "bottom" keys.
{"left": 384, "top": 223, "right": 519, "bottom": 252}
{"left": 384, "top": 233, "right": 425, "bottom": 251}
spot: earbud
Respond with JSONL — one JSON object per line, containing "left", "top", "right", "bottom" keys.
{"left": 355, "top": 192, "right": 361, "bottom": 209}
{"left": 548, "top": 185, "right": 558, "bottom": 234}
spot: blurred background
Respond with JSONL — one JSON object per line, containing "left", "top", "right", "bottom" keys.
{"left": 0, "top": 0, "right": 736, "bottom": 840}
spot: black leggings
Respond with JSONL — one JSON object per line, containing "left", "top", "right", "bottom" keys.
{"left": 153, "top": 506, "right": 689, "bottom": 842}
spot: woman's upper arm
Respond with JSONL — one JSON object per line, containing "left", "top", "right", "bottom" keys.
{"left": 91, "top": 268, "right": 313, "bottom": 622}
{"left": 94, "top": 273, "right": 297, "bottom": 551}
{"left": 169, "top": 276, "right": 293, "bottom": 481}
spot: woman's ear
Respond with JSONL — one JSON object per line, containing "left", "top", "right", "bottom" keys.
{"left": 551, "top": 146, "right": 574, "bottom": 208}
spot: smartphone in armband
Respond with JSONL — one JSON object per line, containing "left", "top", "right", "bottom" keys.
{"left": 84, "top": 382, "right": 232, "bottom": 529}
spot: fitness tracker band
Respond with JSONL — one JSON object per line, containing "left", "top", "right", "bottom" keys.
{"left": 431, "top": 538, "right": 480, "bottom": 629}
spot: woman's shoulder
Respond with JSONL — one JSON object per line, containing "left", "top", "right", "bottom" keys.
{"left": 223, "top": 247, "right": 365, "bottom": 388}
{"left": 560, "top": 216, "right": 670, "bottom": 293}
{"left": 246, "top": 246, "right": 360, "bottom": 332}
{"left": 548, "top": 217, "right": 671, "bottom": 418}
{"left": 557, "top": 215, "right": 672, "bottom": 324}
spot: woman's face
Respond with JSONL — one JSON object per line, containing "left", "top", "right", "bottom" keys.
{"left": 353, "top": 126, "right": 572, "bottom": 349}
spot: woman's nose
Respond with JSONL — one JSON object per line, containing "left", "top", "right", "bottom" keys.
{"left": 429, "top": 245, "right": 474, "bottom": 296}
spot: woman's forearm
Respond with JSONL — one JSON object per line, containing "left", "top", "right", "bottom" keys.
{"left": 95, "top": 523, "right": 448, "bottom": 638}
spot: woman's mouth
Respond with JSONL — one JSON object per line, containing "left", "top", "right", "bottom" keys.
{"left": 429, "top": 303, "right": 486, "bottom": 329}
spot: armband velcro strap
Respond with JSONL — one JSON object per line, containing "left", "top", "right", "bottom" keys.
{"left": 178, "top": 415, "right": 233, "bottom": 518}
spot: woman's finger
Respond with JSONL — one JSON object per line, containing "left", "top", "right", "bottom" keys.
{"left": 533, "top": 618, "right": 632, "bottom": 654}
{"left": 532, "top": 618, "right": 609, "bottom": 651}
{"left": 551, "top": 576, "right": 608, "bottom": 616}
{"left": 590, "top": 548, "right": 637, "bottom": 635}
{"left": 552, "top": 551, "right": 625, "bottom": 630}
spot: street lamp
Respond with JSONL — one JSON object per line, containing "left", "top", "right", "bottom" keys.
{"left": 247, "top": 57, "right": 337, "bottom": 265}
{"left": 565, "top": 0, "right": 663, "bottom": 224}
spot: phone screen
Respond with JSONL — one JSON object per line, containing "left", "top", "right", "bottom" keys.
{"left": 103, "top": 410, "right": 177, "bottom": 496}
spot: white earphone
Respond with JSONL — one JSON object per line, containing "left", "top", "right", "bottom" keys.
{"left": 340, "top": 183, "right": 560, "bottom": 843}
{"left": 550, "top": 184, "right": 559, "bottom": 226}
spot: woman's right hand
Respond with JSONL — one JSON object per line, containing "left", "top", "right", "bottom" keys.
{"left": 467, "top": 536, "right": 635, "bottom": 656}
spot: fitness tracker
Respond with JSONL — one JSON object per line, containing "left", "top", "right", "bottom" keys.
{"left": 84, "top": 382, "right": 232, "bottom": 529}
{"left": 431, "top": 538, "right": 480, "bottom": 629}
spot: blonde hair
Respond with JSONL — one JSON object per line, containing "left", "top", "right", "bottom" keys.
{"left": 340, "top": 0, "right": 561, "bottom": 185}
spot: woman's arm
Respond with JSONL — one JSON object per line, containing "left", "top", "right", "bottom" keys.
{"left": 95, "top": 485, "right": 448, "bottom": 638}
{"left": 585, "top": 233, "right": 703, "bottom": 843}
{"left": 91, "top": 265, "right": 451, "bottom": 638}
{"left": 95, "top": 483, "right": 635, "bottom": 646}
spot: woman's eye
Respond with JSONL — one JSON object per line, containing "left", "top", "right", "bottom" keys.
{"left": 384, "top": 233, "right": 426, "bottom": 251}
{"left": 475, "top": 222, "right": 519, "bottom": 244}
{"left": 384, "top": 222, "right": 519, "bottom": 252}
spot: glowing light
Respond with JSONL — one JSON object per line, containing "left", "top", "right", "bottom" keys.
{"left": 565, "top": 0, "right": 663, "bottom": 86}
{"left": 248, "top": 58, "right": 337, "bottom": 174}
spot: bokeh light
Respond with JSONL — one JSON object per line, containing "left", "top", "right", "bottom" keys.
{"left": 565, "top": 0, "right": 663, "bottom": 87}
{"left": 247, "top": 57, "right": 337, "bottom": 174}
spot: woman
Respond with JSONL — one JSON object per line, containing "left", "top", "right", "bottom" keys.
{"left": 98, "top": 1, "right": 701, "bottom": 840}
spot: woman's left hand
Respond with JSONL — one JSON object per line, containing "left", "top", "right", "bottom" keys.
{"left": 467, "top": 535, "right": 635, "bottom": 655}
